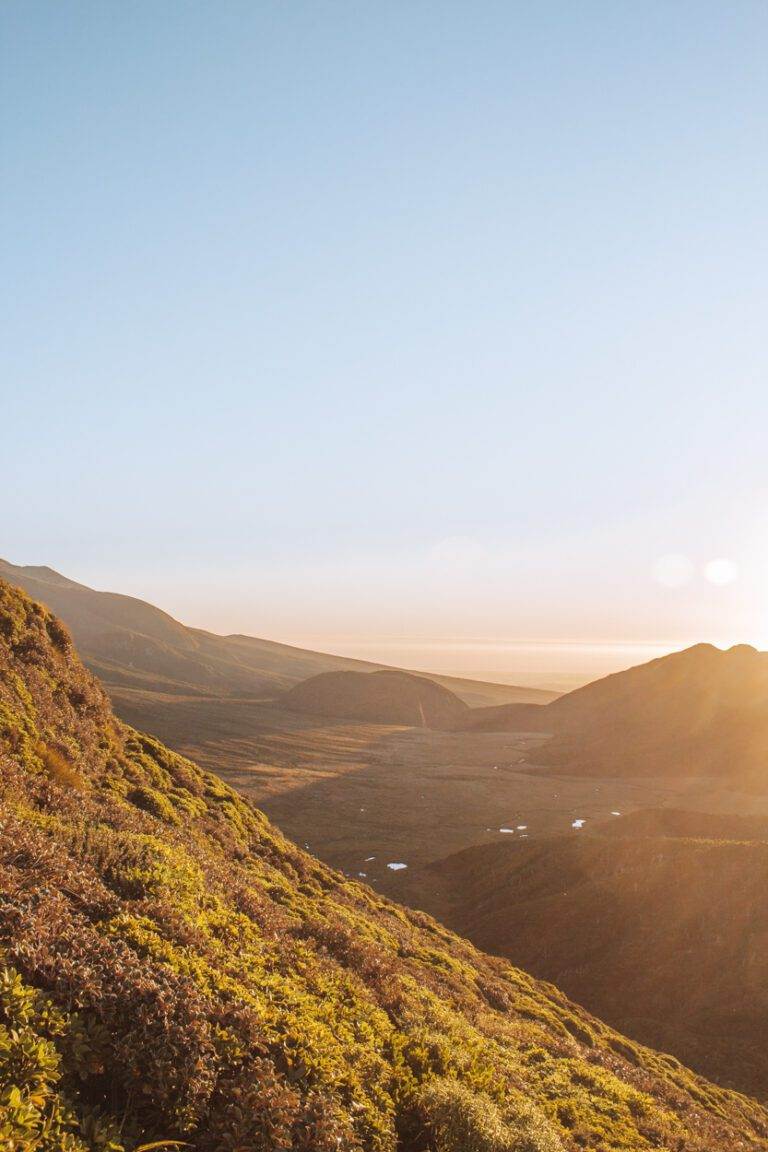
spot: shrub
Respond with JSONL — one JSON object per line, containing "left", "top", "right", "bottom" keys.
{"left": 415, "top": 1079, "right": 562, "bottom": 1152}
{"left": 44, "top": 615, "right": 71, "bottom": 652}
{"left": 0, "top": 967, "right": 88, "bottom": 1152}
{"left": 37, "top": 743, "right": 86, "bottom": 791}
{"left": 128, "top": 786, "right": 180, "bottom": 825}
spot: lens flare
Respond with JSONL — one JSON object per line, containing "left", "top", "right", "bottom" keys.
{"left": 704, "top": 558, "right": 739, "bottom": 586}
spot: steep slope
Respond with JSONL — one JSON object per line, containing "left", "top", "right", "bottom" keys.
{"left": 407, "top": 812, "right": 768, "bottom": 1098}
{"left": 282, "top": 670, "right": 470, "bottom": 728}
{"left": 2, "top": 583, "right": 768, "bottom": 1150}
{"left": 459, "top": 644, "right": 768, "bottom": 783}
{"left": 0, "top": 558, "right": 553, "bottom": 708}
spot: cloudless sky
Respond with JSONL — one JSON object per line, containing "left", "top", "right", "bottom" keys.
{"left": 2, "top": 2, "right": 768, "bottom": 679}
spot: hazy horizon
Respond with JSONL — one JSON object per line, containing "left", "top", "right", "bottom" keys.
{"left": 0, "top": 553, "right": 747, "bottom": 691}
{"left": 264, "top": 635, "right": 679, "bottom": 691}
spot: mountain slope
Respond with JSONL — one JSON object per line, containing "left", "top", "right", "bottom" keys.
{"left": 596, "top": 807, "right": 768, "bottom": 841}
{"left": 282, "top": 670, "right": 470, "bottom": 728}
{"left": 459, "top": 643, "right": 768, "bottom": 783}
{"left": 2, "top": 581, "right": 768, "bottom": 1150}
{"left": 0, "top": 558, "right": 554, "bottom": 708}
{"left": 405, "top": 812, "right": 768, "bottom": 1098}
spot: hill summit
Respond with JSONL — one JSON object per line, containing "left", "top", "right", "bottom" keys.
{"left": 1, "top": 577, "right": 768, "bottom": 1151}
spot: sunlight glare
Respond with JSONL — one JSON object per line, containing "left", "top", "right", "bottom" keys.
{"left": 704, "top": 558, "right": 739, "bottom": 586}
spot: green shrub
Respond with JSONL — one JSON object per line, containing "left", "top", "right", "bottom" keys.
{"left": 0, "top": 967, "right": 88, "bottom": 1152}
{"left": 415, "top": 1078, "right": 562, "bottom": 1152}
{"left": 128, "top": 786, "right": 180, "bottom": 825}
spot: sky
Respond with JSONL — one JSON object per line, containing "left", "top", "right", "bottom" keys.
{"left": 2, "top": 2, "right": 768, "bottom": 683}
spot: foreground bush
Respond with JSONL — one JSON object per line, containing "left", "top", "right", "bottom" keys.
{"left": 416, "top": 1078, "right": 563, "bottom": 1152}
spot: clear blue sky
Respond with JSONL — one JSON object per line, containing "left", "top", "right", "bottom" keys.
{"left": 3, "top": 2, "right": 768, "bottom": 665}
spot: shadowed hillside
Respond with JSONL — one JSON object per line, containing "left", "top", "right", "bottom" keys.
{"left": 405, "top": 811, "right": 768, "bottom": 1098}
{"left": 597, "top": 807, "right": 768, "bottom": 840}
{"left": 282, "top": 670, "right": 470, "bottom": 728}
{"left": 3, "top": 581, "right": 768, "bottom": 1150}
{"left": 459, "top": 643, "right": 768, "bottom": 784}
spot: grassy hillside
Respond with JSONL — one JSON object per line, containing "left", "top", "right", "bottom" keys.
{"left": 2, "top": 582, "right": 768, "bottom": 1150}
{"left": 458, "top": 644, "right": 768, "bottom": 785}
{"left": 0, "top": 559, "right": 554, "bottom": 709}
{"left": 406, "top": 814, "right": 768, "bottom": 1098}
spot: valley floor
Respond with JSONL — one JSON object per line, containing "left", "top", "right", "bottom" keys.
{"left": 108, "top": 685, "right": 768, "bottom": 901}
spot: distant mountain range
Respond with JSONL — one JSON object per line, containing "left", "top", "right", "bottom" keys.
{"left": 13, "top": 559, "right": 767, "bottom": 789}
{"left": 0, "top": 558, "right": 554, "bottom": 709}
{"left": 405, "top": 808, "right": 768, "bottom": 1098}
{"left": 278, "top": 638, "right": 768, "bottom": 784}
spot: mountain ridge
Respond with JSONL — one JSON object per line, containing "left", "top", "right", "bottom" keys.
{"left": 457, "top": 641, "right": 768, "bottom": 783}
{"left": 0, "top": 558, "right": 555, "bottom": 709}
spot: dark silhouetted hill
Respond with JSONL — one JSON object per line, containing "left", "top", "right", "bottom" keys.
{"left": 282, "top": 669, "right": 470, "bottom": 728}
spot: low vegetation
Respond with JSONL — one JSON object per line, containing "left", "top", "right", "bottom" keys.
{"left": 415, "top": 818, "right": 768, "bottom": 1096}
{"left": 1, "top": 578, "right": 767, "bottom": 1151}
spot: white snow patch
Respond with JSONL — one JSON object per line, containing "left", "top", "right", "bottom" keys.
{"left": 611, "top": 811, "right": 621, "bottom": 816}
{"left": 499, "top": 827, "right": 515, "bottom": 834}
{"left": 387, "top": 862, "right": 408, "bottom": 871}
{"left": 572, "top": 819, "right": 586, "bottom": 829}
{"left": 365, "top": 856, "right": 376, "bottom": 862}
